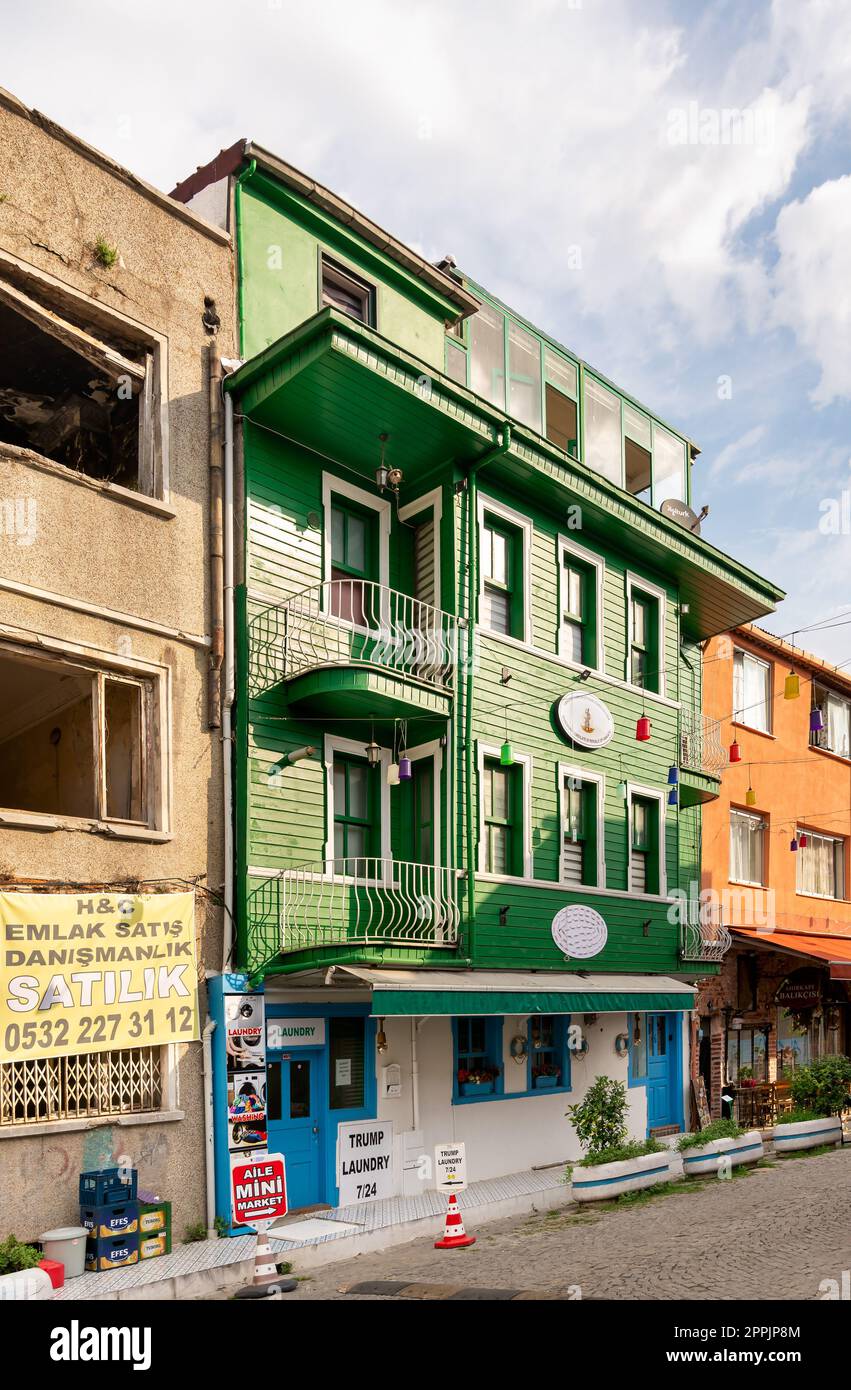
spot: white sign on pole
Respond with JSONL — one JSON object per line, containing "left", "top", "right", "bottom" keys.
{"left": 434, "top": 1141, "right": 468, "bottom": 1193}
{"left": 337, "top": 1119, "right": 395, "bottom": 1205}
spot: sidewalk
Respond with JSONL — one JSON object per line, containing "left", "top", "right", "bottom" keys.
{"left": 55, "top": 1164, "right": 571, "bottom": 1301}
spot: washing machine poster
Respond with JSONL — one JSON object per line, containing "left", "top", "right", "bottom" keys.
{"left": 225, "top": 992, "right": 266, "bottom": 1074}
{"left": 227, "top": 1071, "right": 268, "bottom": 1153}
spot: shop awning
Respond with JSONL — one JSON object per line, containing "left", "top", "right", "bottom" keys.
{"left": 338, "top": 967, "right": 696, "bottom": 1016}
{"left": 732, "top": 927, "right": 851, "bottom": 980}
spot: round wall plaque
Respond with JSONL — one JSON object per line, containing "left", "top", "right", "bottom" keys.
{"left": 555, "top": 691, "right": 614, "bottom": 749}
{"left": 552, "top": 904, "right": 608, "bottom": 959}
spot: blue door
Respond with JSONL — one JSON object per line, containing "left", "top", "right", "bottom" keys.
{"left": 645, "top": 1012, "right": 680, "bottom": 1131}
{"left": 266, "top": 1048, "right": 324, "bottom": 1210}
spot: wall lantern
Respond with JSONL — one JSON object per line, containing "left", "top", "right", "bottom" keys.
{"left": 510, "top": 1033, "right": 528, "bottom": 1064}
{"left": 376, "top": 1018, "right": 388, "bottom": 1054}
{"left": 729, "top": 740, "right": 742, "bottom": 763}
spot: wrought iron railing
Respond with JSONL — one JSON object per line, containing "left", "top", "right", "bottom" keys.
{"left": 248, "top": 580, "right": 460, "bottom": 696}
{"left": 680, "top": 708, "right": 727, "bottom": 776}
{"left": 245, "top": 857, "right": 460, "bottom": 974}
{"left": 679, "top": 899, "right": 732, "bottom": 963}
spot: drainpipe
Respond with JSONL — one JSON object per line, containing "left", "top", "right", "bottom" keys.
{"left": 464, "top": 425, "right": 511, "bottom": 956}
{"left": 221, "top": 389, "right": 236, "bottom": 972}
{"left": 411, "top": 1017, "right": 419, "bottom": 1133}
{"left": 202, "top": 1016, "right": 217, "bottom": 1236}
{"left": 207, "top": 342, "right": 224, "bottom": 729}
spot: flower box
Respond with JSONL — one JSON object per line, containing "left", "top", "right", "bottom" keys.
{"left": 533, "top": 1074, "right": 559, "bottom": 1090}
{"left": 772, "top": 1116, "right": 843, "bottom": 1153}
{"left": 681, "top": 1129, "right": 764, "bottom": 1177}
{"left": 460, "top": 1079, "right": 494, "bottom": 1097}
{"left": 570, "top": 1150, "right": 672, "bottom": 1203}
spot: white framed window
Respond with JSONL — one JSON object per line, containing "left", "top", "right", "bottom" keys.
{"left": 323, "top": 733, "right": 391, "bottom": 866}
{"left": 557, "top": 536, "right": 604, "bottom": 671}
{"left": 811, "top": 684, "right": 851, "bottom": 759}
{"left": 0, "top": 1045, "right": 175, "bottom": 1129}
{"left": 322, "top": 472, "right": 391, "bottom": 622}
{"left": 625, "top": 573, "right": 667, "bottom": 696}
{"left": 558, "top": 763, "right": 606, "bottom": 888}
{"left": 399, "top": 487, "right": 443, "bottom": 610}
{"left": 320, "top": 254, "right": 376, "bottom": 325}
{"left": 730, "top": 808, "right": 766, "bottom": 887}
{"left": 477, "top": 494, "right": 533, "bottom": 645}
{"left": 626, "top": 784, "right": 666, "bottom": 896}
{"left": 797, "top": 830, "right": 845, "bottom": 900}
{"left": 476, "top": 743, "right": 533, "bottom": 879}
{"left": 733, "top": 648, "right": 771, "bottom": 733}
{"left": 0, "top": 640, "right": 165, "bottom": 833}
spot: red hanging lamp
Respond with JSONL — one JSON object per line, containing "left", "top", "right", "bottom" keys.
{"left": 729, "top": 739, "right": 742, "bottom": 763}
{"left": 636, "top": 708, "right": 651, "bottom": 741}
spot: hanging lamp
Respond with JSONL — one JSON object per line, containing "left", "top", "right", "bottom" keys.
{"left": 668, "top": 786, "right": 678, "bottom": 807}
{"left": 365, "top": 717, "right": 381, "bottom": 769}
{"left": 667, "top": 765, "right": 679, "bottom": 785}
{"left": 636, "top": 714, "right": 651, "bottom": 742}
{"left": 729, "top": 739, "right": 742, "bottom": 763}
{"left": 746, "top": 785, "right": 756, "bottom": 807}
{"left": 387, "top": 719, "right": 400, "bottom": 785}
{"left": 617, "top": 757, "right": 627, "bottom": 800}
{"left": 810, "top": 706, "right": 824, "bottom": 733}
{"left": 790, "top": 835, "right": 799, "bottom": 852}
{"left": 799, "top": 831, "right": 808, "bottom": 848}
{"left": 500, "top": 706, "right": 514, "bottom": 766}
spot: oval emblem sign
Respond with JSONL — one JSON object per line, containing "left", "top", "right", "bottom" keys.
{"left": 552, "top": 904, "right": 608, "bottom": 959}
{"left": 556, "top": 692, "right": 614, "bottom": 749}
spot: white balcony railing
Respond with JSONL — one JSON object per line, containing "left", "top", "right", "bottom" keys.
{"left": 680, "top": 709, "right": 727, "bottom": 776}
{"left": 246, "top": 857, "right": 460, "bottom": 973}
{"left": 249, "top": 580, "right": 460, "bottom": 696}
{"left": 679, "top": 899, "right": 732, "bottom": 963}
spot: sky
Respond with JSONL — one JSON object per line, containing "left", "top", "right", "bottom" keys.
{"left": 3, "top": 0, "right": 850, "bottom": 664}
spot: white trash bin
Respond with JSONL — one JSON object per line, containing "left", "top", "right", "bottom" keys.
{"left": 40, "top": 1226, "right": 88, "bottom": 1280}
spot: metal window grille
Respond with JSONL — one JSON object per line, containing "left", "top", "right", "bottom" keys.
{"left": 0, "top": 1047, "right": 163, "bottom": 1126}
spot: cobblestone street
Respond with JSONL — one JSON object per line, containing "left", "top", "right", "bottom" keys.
{"left": 284, "top": 1148, "right": 851, "bottom": 1301}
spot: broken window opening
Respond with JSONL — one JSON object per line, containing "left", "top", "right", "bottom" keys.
{"left": 0, "top": 278, "right": 156, "bottom": 495}
{"left": 0, "top": 647, "right": 155, "bottom": 826}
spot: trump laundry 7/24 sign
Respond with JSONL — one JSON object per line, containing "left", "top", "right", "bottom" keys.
{"left": 0, "top": 891, "right": 199, "bottom": 1062}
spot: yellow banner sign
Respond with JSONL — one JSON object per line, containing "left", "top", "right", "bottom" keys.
{"left": 0, "top": 891, "right": 199, "bottom": 1062}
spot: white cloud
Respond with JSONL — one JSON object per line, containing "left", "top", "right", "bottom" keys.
{"left": 771, "top": 175, "right": 851, "bottom": 405}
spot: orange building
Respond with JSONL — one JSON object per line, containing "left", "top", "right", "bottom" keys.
{"left": 695, "top": 624, "right": 851, "bottom": 1119}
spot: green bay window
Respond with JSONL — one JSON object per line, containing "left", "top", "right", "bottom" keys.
{"left": 563, "top": 776, "right": 599, "bottom": 887}
{"left": 630, "top": 588, "right": 660, "bottom": 692}
{"left": 333, "top": 754, "right": 377, "bottom": 862}
{"left": 483, "top": 757, "right": 522, "bottom": 876}
{"left": 329, "top": 499, "right": 377, "bottom": 624}
{"left": 630, "top": 794, "right": 660, "bottom": 895}
{"left": 481, "top": 515, "right": 521, "bottom": 638}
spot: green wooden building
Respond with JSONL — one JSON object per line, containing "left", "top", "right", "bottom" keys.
{"left": 175, "top": 143, "right": 783, "bottom": 1207}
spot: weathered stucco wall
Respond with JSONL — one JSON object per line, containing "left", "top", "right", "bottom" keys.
{"left": 0, "top": 90, "right": 235, "bottom": 1241}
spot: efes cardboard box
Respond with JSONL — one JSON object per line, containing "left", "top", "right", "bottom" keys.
{"left": 80, "top": 1201, "right": 138, "bottom": 1239}
{"left": 85, "top": 1232, "right": 139, "bottom": 1272}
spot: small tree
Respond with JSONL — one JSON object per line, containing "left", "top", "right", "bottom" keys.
{"left": 790, "top": 1055, "right": 851, "bottom": 1116}
{"left": 567, "top": 1075, "right": 629, "bottom": 1158}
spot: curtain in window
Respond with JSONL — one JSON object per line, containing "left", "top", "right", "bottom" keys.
{"left": 797, "top": 833, "right": 843, "bottom": 898}
{"left": 730, "top": 812, "right": 764, "bottom": 884}
{"left": 826, "top": 695, "right": 851, "bottom": 758}
{"left": 734, "top": 652, "right": 769, "bottom": 731}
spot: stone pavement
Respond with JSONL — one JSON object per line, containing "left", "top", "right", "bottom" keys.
{"left": 283, "top": 1147, "right": 851, "bottom": 1301}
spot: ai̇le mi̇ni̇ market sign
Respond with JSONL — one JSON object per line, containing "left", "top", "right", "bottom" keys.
{"left": 0, "top": 891, "right": 200, "bottom": 1062}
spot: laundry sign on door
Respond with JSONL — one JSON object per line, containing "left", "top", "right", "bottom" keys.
{"left": 266, "top": 1018, "right": 326, "bottom": 1048}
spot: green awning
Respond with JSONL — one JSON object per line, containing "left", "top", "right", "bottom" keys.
{"left": 371, "top": 989, "right": 694, "bottom": 1016}
{"left": 337, "top": 967, "right": 696, "bottom": 1017}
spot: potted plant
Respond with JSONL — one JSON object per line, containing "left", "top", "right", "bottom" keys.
{"left": 532, "top": 1061, "right": 561, "bottom": 1090}
{"left": 772, "top": 1055, "right": 851, "bottom": 1152}
{"left": 566, "top": 1076, "right": 671, "bottom": 1202}
{"left": 0, "top": 1235, "right": 54, "bottom": 1300}
{"left": 458, "top": 1066, "right": 499, "bottom": 1097}
{"left": 677, "top": 1119, "right": 764, "bottom": 1176}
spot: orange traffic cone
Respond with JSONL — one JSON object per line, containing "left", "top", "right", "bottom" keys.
{"left": 434, "top": 1193, "right": 476, "bottom": 1249}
